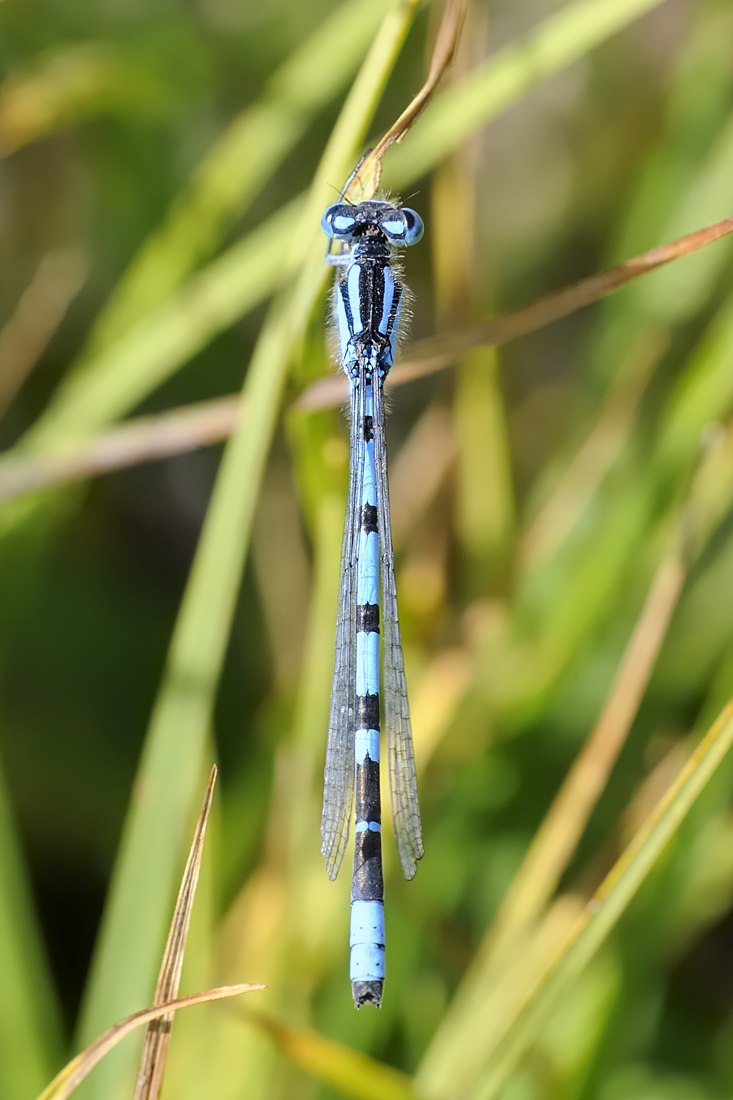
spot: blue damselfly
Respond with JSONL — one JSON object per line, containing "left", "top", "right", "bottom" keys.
{"left": 320, "top": 197, "right": 424, "bottom": 1008}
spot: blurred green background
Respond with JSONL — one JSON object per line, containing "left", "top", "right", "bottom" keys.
{"left": 3, "top": 0, "right": 733, "bottom": 1097}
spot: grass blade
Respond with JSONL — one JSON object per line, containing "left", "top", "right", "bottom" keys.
{"left": 245, "top": 1011, "right": 420, "bottom": 1100}
{"left": 385, "top": 0, "right": 668, "bottom": 189}
{"left": 37, "top": 984, "right": 263, "bottom": 1100}
{"left": 134, "top": 766, "right": 218, "bottom": 1100}
{"left": 0, "top": 768, "right": 63, "bottom": 1098}
{"left": 468, "top": 700, "right": 733, "bottom": 1100}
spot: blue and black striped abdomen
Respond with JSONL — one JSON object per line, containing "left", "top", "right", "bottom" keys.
{"left": 350, "top": 396, "right": 385, "bottom": 1006}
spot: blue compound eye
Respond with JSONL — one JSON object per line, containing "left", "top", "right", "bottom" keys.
{"left": 321, "top": 203, "right": 357, "bottom": 240}
{"left": 402, "top": 208, "right": 424, "bottom": 245}
{"left": 380, "top": 216, "right": 407, "bottom": 240}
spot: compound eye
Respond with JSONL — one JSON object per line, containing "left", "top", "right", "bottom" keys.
{"left": 380, "top": 215, "right": 407, "bottom": 241}
{"left": 402, "top": 208, "right": 424, "bottom": 245}
{"left": 321, "top": 203, "right": 356, "bottom": 240}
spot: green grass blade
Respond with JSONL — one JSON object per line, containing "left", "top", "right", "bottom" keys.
{"left": 468, "top": 701, "right": 733, "bottom": 1100}
{"left": 19, "top": 198, "right": 300, "bottom": 452}
{"left": 0, "top": 0, "right": 392, "bottom": 468}
{"left": 0, "top": 767, "right": 63, "bottom": 1098}
{"left": 0, "top": 43, "right": 169, "bottom": 154}
{"left": 243, "top": 1011, "right": 421, "bottom": 1100}
{"left": 84, "top": 0, "right": 391, "bottom": 353}
{"left": 385, "top": 0, "right": 667, "bottom": 189}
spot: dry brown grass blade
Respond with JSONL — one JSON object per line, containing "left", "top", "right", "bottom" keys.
{"left": 300, "top": 211, "right": 733, "bottom": 410}
{"left": 133, "top": 765, "right": 219, "bottom": 1100}
{"left": 343, "top": 0, "right": 466, "bottom": 201}
{"left": 36, "top": 983, "right": 264, "bottom": 1100}
{"left": 0, "top": 249, "right": 86, "bottom": 419}
{"left": 0, "top": 396, "right": 243, "bottom": 505}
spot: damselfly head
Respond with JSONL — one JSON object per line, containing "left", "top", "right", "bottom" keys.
{"left": 321, "top": 201, "right": 424, "bottom": 247}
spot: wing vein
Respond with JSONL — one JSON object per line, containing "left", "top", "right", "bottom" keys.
{"left": 373, "top": 376, "right": 423, "bottom": 880}
{"left": 321, "top": 381, "right": 364, "bottom": 879}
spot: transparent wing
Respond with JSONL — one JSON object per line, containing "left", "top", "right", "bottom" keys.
{"left": 320, "top": 381, "right": 364, "bottom": 879}
{"left": 373, "top": 378, "right": 424, "bottom": 879}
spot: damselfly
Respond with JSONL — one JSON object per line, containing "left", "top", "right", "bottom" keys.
{"left": 320, "top": 198, "right": 424, "bottom": 1008}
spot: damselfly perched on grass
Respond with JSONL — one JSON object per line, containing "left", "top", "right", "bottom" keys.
{"left": 319, "top": 197, "right": 424, "bottom": 1008}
